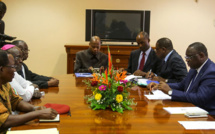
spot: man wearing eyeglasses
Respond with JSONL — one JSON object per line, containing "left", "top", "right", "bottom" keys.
{"left": 1, "top": 44, "right": 41, "bottom": 101}
{"left": 148, "top": 42, "right": 215, "bottom": 115}
{"left": 12, "top": 40, "right": 59, "bottom": 89}
{"left": 0, "top": 50, "right": 57, "bottom": 134}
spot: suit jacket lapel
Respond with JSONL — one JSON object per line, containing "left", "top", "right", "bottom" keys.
{"left": 161, "top": 50, "right": 176, "bottom": 72}
{"left": 134, "top": 49, "right": 141, "bottom": 70}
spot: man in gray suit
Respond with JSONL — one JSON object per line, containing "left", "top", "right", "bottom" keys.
{"left": 147, "top": 37, "right": 187, "bottom": 83}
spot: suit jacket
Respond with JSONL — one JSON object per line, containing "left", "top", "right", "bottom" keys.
{"left": 168, "top": 59, "right": 215, "bottom": 115}
{"left": 158, "top": 50, "right": 187, "bottom": 83}
{"left": 74, "top": 48, "right": 108, "bottom": 73}
{"left": 127, "top": 48, "right": 161, "bottom": 74}
{"left": 17, "top": 63, "right": 51, "bottom": 89}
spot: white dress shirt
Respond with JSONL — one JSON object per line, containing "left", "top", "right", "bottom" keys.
{"left": 9, "top": 72, "right": 35, "bottom": 101}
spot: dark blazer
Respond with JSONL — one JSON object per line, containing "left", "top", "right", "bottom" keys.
{"left": 17, "top": 63, "right": 51, "bottom": 89}
{"left": 127, "top": 48, "right": 161, "bottom": 74}
{"left": 74, "top": 49, "right": 108, "bottom": 73}
{"left": 168, "top": 59, "right": 215, "bottom": 115}
{"left": 158, "top": 50, "right": 187, "bottom": 83}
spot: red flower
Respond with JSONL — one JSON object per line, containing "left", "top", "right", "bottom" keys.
{"left": 91, "top": 81, "right": 98, "bottom": 86}
{"left": 117, "top": 86, "right": 123, "bottom": 92}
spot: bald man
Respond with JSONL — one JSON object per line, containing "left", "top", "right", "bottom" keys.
{"left": 127, "top": 31, "right": 161, "bottom": 76}
{"left": 74, "top": 36, "right": 108, "bottom": 73}
{"left": 12, "top": 40, "right": 59, "bottom": 89}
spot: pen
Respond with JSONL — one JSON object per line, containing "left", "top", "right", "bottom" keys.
{"left": 148, "top": 69, "right": 152, "bottom": 80}
{"left": 148, "top": 69, "right": 152, "bottom": 76}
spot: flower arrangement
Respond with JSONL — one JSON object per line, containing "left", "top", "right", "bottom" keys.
{"left": 84, "top": 47, "right": 136, "bottom": 113}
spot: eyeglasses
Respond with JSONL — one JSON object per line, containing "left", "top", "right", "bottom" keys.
{"left": 14, "top": 56, "right": 22, "bottom": 61}
{"left": 185, "top": 54, "right": 198, "bottom": 60}
{"left": 5, "top": 65, "right": 17, "bottom": 69}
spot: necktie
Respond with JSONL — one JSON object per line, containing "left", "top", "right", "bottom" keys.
{"left": 186, "top": 70, "right": 198, "bottom": 92}
{"left": 161, "top": 60, "right": 166, "bottom": 72}
{"left": 139, "top": 52, "right": 145, "bottom": 70}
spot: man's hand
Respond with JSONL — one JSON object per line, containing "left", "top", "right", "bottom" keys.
{"left": 48, "top": 78, "right": 59, "bottom": 87}
{"left": 31, "top": 84, "right": 39, "bottom": 89}
{"left": 157, "top": 81, "right": 171, "bottom": 94}
{"left": 156, "top": 76, "right": 166, "bottom": 82}
{"left": 88, "top": 66, "right": 94, "bottom": 73}
{"left": 146, "top": 75, "right": 166, "bottom": 82}
{"left": 32, "top": 90, "right": 42, "bottom": 99}
{"left": 145, "top": 71, "right": 155, "bottom": 79}
{"left": 147, "top": 82, "right": 158, "bottom": 91}
{"left": 118, "top": 68, "right": 125, "bottom": 73}
{"left": 38, "top": 108, "right": 58, "bottom": 119}
{"left": 99, "top": 66, "right": 105, "bottom": 73}
{"left": 133, "top": 70, "right": 146, "bottom": 77}
{"left": 34, "top": 106, "right": 47, "bottom": 110}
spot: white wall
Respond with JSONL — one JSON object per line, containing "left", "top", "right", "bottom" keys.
{"left": 3, "top": 0, "right": 215, "bottom": 76}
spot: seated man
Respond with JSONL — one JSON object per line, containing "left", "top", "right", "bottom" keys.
{"left": 0, "top": 50, "right": 58, "bottom": 134}
{"left": 74, "top": 36, "right": 108, "bottom": 73}
{"left": 12, "top": 40, "right": 59, "bottom": 89}
{"left": 146, "top": 38, "right": 187, "bottom": 83}
{"left": 127, "top": 31, "right": 161, "bottom": 76}
{"left": 1, "top": 44, "right": 41, "bottom": 101}
{"left": 148, "top": 42, "right": 215, "bottom": 115}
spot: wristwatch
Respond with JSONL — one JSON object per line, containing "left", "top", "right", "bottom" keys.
{"left": 168, "top": 90, "right": 172, "bottom": 96}
{"left": 165, "top": 79, "right": 168, "bottom": 83}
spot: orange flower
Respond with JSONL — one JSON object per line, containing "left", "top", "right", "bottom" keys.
{"left": 114, "top": 71, "right": 127, "bottom": 81}
{"left": 102, "top": 69, "right": 108, "bottom": 85}
{"left": 91, "top": 73, "right": 100, "bottom": 83}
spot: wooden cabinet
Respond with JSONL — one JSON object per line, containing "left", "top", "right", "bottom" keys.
{"left": 65, "top": 45, "right": 139, "bottom": 74}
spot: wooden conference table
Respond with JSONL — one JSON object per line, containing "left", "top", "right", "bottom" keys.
{"left": 11, "top": 74, "right": 215, "bottom": 134}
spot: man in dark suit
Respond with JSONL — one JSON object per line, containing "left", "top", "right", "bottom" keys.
{"left": 148, "top": 42, "right": 215, "bottom": 115}
{"left": 74, "top": 36, "right": 108, "bottom": 73}
{"left": 12, "top": 40, "right": 59, "bottom": 89}
{"left": 127, "top": 31, "right": 161, "bottom": 76}
{"left": 147, "top": 38, "right": 187, "bottom": 83}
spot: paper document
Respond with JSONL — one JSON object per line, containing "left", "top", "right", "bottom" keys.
{"left": 75, "top": 73, "right": 93, "bottom": 77}
{"left": 125, "top": 75, "right": 142, "bottom": 81}
{"left": 178, "top": 121, "right": 215, "bottom": 129}
{"left": 7, "top": 128, "right": 59, "bottom": 134}
{"left": 144, "top": 90, "right": 171, "bottom": 100}
{"left": 137, "top": 79, "right": 159, "bottom": 86}
{"left": 163, "top": 107, "right": 208, "bottom": 115}
{"left": 39, "top": 114, "right": 60, "bottom": 122}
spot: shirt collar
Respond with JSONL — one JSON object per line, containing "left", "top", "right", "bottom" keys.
{"left": 164, "top": 50, "right": 174, "bottom": 62}
{"left": 196, "top": 58, "right": 209, "bottom": 73}
{"left": 141, "top": 47, "right": 151, "bottom": 56}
